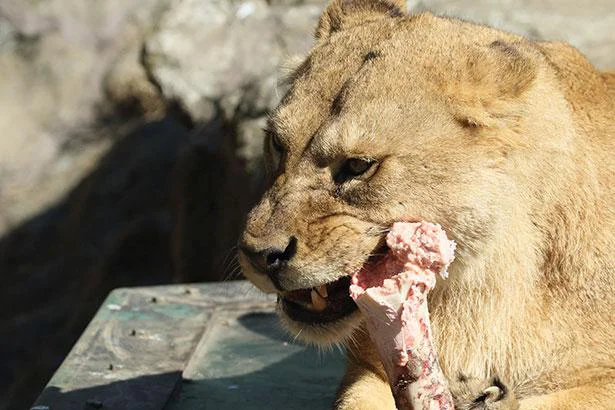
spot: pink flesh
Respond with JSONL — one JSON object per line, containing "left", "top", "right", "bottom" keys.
{"left": 350, "top": 222, "right": 456, "bottom": 410}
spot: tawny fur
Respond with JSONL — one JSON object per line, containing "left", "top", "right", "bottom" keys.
{"left": 239, "top": 0, "right": 615, "bottom": 408}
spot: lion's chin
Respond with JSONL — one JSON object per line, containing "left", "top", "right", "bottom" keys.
{"left": 278, "top": 306, "right": 364, "bottom": 347}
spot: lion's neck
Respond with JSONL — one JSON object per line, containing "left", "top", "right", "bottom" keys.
{"left": 429, "top": 171, "right": 614, "bottom": 387}
{"left": 429, "top": 248, "right": 547, "bottom": 384}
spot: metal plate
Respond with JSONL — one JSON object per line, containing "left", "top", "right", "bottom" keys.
{"left": 170, "top": 308, "right": 345, "bottom": 409}
{"left": 32, "top": 282, "right": 345, "bottom": 410}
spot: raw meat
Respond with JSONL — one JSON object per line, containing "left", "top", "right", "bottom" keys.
{"left": 350, "top": 221, "right": 455, "bottom": 409}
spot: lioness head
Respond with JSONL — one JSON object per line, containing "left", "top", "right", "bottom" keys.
{"left": 239, "top": 0, "right": 573, "bottom": 345}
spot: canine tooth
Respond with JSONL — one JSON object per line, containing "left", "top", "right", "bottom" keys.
{"left": 311, "top": 289, "right": 327, "bottom": 311}
{"left": 317, "top": 285, "right": 328, "bottom": 298}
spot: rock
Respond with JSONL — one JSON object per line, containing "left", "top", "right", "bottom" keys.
{"left": 144, "top": 0, "right": 324, "bottom": 123}
{"left": 0, "top": 14, "right": 16, "bottom": 52}
{"left": 144, "top": 0, "right": 326, "bottom": 287}
{"left": 104, "top": 41, "right": 167, "bottom": 119}
{"left": 0, "top": 0, "right": 171, "bottom": 234}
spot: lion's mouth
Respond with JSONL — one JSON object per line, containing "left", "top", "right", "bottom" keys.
{"left": 279, "top": 276, "right": 358, "bottom": 324}
{"left": 279, "top": 247, "right": 388, "bottom": 324}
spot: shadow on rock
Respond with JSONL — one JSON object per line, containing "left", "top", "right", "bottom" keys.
{"left": 0, "top": 115, "right": 259, "bottom": 410}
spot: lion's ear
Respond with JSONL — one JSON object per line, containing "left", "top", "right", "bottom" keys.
{"left": 315, "top": 0, "right": 407, "bottom": 40}
{"left": 447, "top": 40, "right": 538, "bottom": 128}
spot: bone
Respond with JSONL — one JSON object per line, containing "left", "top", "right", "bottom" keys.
{"left": 350, "top": 221, "right": 455, "bottom": 410}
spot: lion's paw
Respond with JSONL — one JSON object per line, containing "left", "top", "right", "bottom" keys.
{"left": 450, "top": 375, "right": 519, "bottom": 410}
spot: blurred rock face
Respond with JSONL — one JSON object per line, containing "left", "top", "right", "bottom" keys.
{"left": 0, "top": 0, "right": 170, "bottom": 229}
{"left": 144, "top": 0, "right": 322, "bottom": 122}
{"left": 0, "top": 0, "right": 613, "bottom": 409}
{"left": 0, "top": 1, "right": 325, "bottom": 408}
{"left": 142, "top": 0, "right": 325, "bottom": 282}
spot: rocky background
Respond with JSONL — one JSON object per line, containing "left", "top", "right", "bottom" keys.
{"left": 0, "top": 0, "right": 613, "bottom": 408}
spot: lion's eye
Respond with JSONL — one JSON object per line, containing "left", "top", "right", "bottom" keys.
{"left": 264, "top": 128, "right": 286, "bottom": 174}
{"left": 335, "top": 158, "right": 378, "bottom": 183}
{"left": 346, "top": 158, "right": 373, "bottom": 175}
{"left": 270, "top": 131, "right": 284, "bottom": 154}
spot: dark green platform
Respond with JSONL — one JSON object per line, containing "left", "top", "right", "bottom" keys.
{"left": 32, "top": 281, "right": 345, "bottom": 410}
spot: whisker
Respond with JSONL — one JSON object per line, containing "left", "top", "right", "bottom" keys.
{"left": 365, "top": 225, "right": 391, "bottom": 236}
{"left": 228, "top": 266, "right": 243, "bottom": 281}
{"left": 293, "top": 328, "right": 304, "bottom": 342}
{"left": 274, "top": 69, "right": 280, "bottom": 101}
{"left": 334, "top": 342, "right": 345, "bottom": 356}
{"left": 222, "top": 259, "right": 242, "bottom": 281}
{"left": 220, "top": 245, "right": 238, "bottom": 274}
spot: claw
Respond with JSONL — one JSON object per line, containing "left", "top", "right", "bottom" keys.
{"left": 482, "top": 386, "right": 502, "bottom": 402}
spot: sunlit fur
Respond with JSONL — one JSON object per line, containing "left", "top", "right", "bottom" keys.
{"left": 239, "top": 0, "right": 615, "bottom": 408}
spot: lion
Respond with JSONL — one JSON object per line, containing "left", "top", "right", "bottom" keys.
{"left": 238, "top": 0, "right": 615, "bottom": 408}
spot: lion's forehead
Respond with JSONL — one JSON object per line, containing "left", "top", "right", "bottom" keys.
{"left": 272, "top": 15, "right": 518, "bottom": 159}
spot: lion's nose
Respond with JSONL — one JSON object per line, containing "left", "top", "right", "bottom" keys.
{"left": 264, "top": 236, "right": 297, "bottom": 275}
{"left": 240, "top": 236, "right": 298, "bottom": 284}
